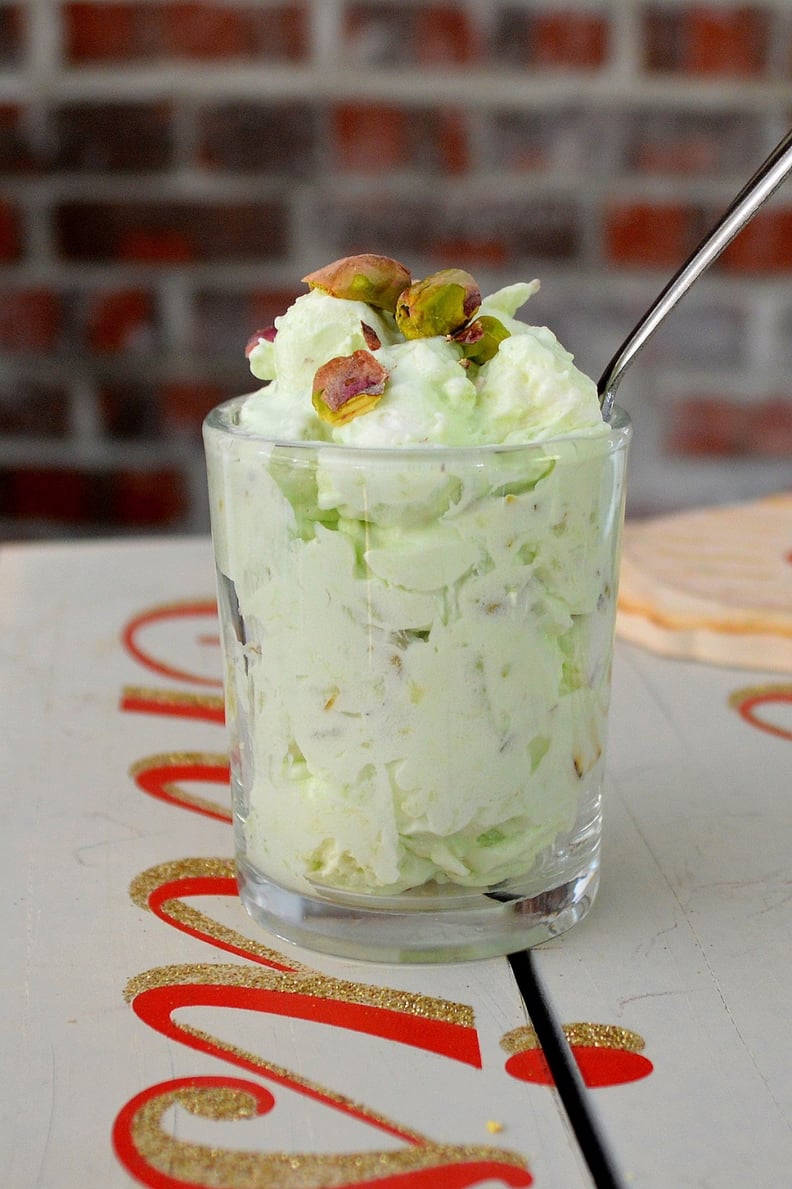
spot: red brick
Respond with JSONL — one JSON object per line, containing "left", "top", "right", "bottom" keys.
{"left": 641, "top": 10, "right": 679, "bottom": 72}
{"left": 427, "top": 237, "right": 509, "bottom": 268}
{"left": 0, "top": 4, "right": 25, "bottom": 66}
{"left": 685, "top": 8, "right": 768, "bottom": 76}
{"left": 333, "top": 104, "right": 410, "bottom": 172}
{"left": 257, "top": 3, "right": 308, "bottom": 60}
{"left": 322, "top": 194, "right": 579, "bottom": 264}
{"left": 718, "top": 209, "right": 792, "bottom": 273}
{"left": 159, "top": 380, "right": 225, "bottom": 433}
{"left": 55, "top": 201, "right": 288, "bottom": 264}
{"left": 666, "top": 396, "right": 745, "bottom": 456}
{"left": 112, "top": 467, "right": 187, "bottom": 526}
{"left": 0, "top": 383, "right": 69, "bottom": 436}
{"left": 248, "top": 289, "right": 301, "bottom": 331}
{"left": 434, "top": 109, "right": 469, "bottom": 174}
{"left": 64, "top": 2, "right": 308, "bottom": 62}
{"left": 667, "top": 395, "right": 792, "bottom": 457}
{"left": 632, "top": 138, "right": 715, "bottom": 175}
{"left": 192, "top": 287, "right": 301, "bottom": 356}
{"left": 197, "top": 103, "right": 316, "bottom": 175}
{"left": 643, "top": 7, "right": 770, "bottom": 77}
{"left": 604, "top": 201, "right": 700, "bottom": 268}
{"left": 332, "top": 103, "right": 470, "bottom": 176}
{"left": 343, "top": 5, "right": 415, "bottom": 65}
{"left": 0, "top": 290, "right": 61, "bottom": 352}
{"left": 489, "top": 109, "right": 593, "bottom": 172}
{"left": 164, "top": 2, "right": 308, "bottom": 60}
{"left": 514, "top": 199, "right": 582, "bottom": 259}
{"left": 488, "top": 10, "right": 531, "bottom": 66}
{"left": 0, "top": 105, "right": 34, "bottom": 172}
{"left": 344, "top": 4, "right": 475, "bottom": 66}
{"left": 753, "top": 397, "right": 792, "bottom": 455}
{"left": 162, "top": 2, "right": 253, "bottom": 57}
{"left": 0, "top": 200, "right": 20, "bottom": 261}
{"left": 531, "top": 12, "right": 608, "bottom": 68}
{"left": 99, "top": 383, "right": 160, "bottom": 438}
{"left": 625, "top": 111, "right": 758, "bottom": 176}
{"left": 490, "top": 8, "right": 608, "bottom": 69}
{"left": 8, "top": 467, "right": 93, "bottom": 522}
{"left": 413, "top": 6, "right": 476, "bottom": 64}
{"left": 53, "top": 103, "right": 172, "bottom": 171}
{"left": 4, "top": 462, "right": 188, "bottom": 527}
{"left": 64, "top": 3, "right": 151, "bottom": 61}
{"left": 118, "top": 229, "right": 194, "bottom": 264}
{"left": 86, "top": 289, "right": 155, "bottom": 353}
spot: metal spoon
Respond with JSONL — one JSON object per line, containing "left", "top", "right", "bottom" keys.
{"left": 598, "top": 127, "right": 792, "bottom": 421}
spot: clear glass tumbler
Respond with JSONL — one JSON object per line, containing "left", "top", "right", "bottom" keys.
{"left": 204, "top": 398, "right": 631, "bottom": 962}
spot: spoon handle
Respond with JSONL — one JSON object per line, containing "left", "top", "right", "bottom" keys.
{"left": 598, "top": 127, "right": 792, "bottom": 421}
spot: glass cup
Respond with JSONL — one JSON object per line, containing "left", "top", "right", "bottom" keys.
{"left": 203, "top": 398, "right": 631, "bottom": 962}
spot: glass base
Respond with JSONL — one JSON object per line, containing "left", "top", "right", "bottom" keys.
{"left": 236, "top": 855, "right": 599, "bottom": 963}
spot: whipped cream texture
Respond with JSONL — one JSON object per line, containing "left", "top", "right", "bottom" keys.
{"left": 243, "top": 274, "right": 606, "bottom": 447}
{"left": 205, "top": 257, "right": 627, "bottom": 899}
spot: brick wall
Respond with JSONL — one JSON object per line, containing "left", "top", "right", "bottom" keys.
{"left": 2, "top": 0, "right": 792, "bottom": 537}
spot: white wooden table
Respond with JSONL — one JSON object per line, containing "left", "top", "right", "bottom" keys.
{"left": 2, "top": 537, "right": 790, "bottom": 1187}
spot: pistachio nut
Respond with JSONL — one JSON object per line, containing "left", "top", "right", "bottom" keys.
{"left": 395, "top": 268, "right": 481, "bottom": 339}
{"left": 302, "top": 254, "right": 411, "bottom": 312}
{"left": 452, "top": 315, "right": 511, "bottom": 365}
{"left": 312, "top": 349, "right": 388, "bottom": 425}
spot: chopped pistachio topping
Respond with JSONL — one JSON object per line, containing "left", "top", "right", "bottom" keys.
{"left": 311, "top": 349, "right": 388, "bottom": 425}
{"left": 302, "top": 253, "right": 411, "bottom": 312}
{"left": 361, "top": 321, "right": 382, "bottom": 350}
{"left": 395, "top": 268, "right": 481, "bottom": 339}
{"left": 452, "top": 314, "right": 511, "bottom": 366}
{"left": 313, "top": 389, "right": 385, "bottom": 425}
{"left": 246, "top": 257, "right": 539, "bottom": 429}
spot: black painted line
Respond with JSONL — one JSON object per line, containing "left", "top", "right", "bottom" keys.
{"left": 507, "top": 949, "right": 627, "bottom": 1189}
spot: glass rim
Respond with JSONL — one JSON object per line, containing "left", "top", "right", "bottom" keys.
{"left": 203, "top": 394, "right": 632, "bottom": 459}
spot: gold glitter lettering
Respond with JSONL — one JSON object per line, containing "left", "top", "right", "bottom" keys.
{"left": 728, "top": 682, "right": 792, "bottom": 706}
{"left": 125, "top": 961, "right": 474, "bottom": 1028}
{"left": 121, "top": 598, "right": 221, "bottom": 687}
{"left": 729, "top": 683, "right": 792, "bottom": 742}
{"left": 500, "top": 1022, "right": 646, "bottom": 1055}
{"left": 122, "top": 685, "right": 226, "bottom": 714}
{"left": 127, "top": 1080, "right": 530, "bottom": 1189}
{"left": 130, "top": 858, "right": 299, "bottom": 973}
{"left": 129, "top": 753, "right": 230, "bottom": 820}
{"left": 130, "top": 857, "right": 237, "bottom": 908}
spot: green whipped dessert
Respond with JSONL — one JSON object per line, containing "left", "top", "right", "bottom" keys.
{"left": 243, "top": 256, "right": 605, "bottom": 446}
{"left": 205, "top": 255, "right": 628, "bottom": 903}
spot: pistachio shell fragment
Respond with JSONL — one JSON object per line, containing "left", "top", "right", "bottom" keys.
{"left": 312, "top": 349, "right": 388, "bottom": 425}
{"left": 302, "top": 254, "right": 411, "bottom": 312}
{"left": 452, "top": 314, "right": 511, "bottom": 365}
{"left": 361, "top": 321, "right": 382, "bottom": 350}
{"left": 395, "top": 268, "right": 481, "bottom": 340}
{"left": 314, "top": 389, "right": 384, "bottom": 425}
{"left": 244, "top": 326, "right": 276, "bottom": 358}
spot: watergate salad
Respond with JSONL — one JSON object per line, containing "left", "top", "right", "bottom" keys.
{"left": 207, "top": 255, "right": 622, "bottom": 897}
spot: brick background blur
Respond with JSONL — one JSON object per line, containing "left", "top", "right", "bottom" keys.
{"left": 2, "top": 0, "right": 792, "bottom": 537}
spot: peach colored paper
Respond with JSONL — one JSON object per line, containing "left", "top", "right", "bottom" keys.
{"left": 616, "top": 492, "right": 792, "bottom": 671}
